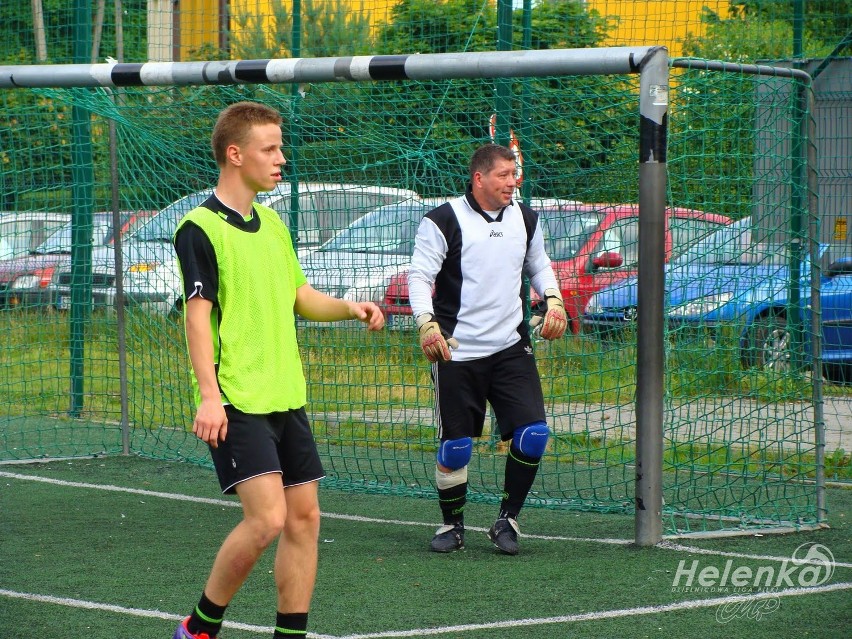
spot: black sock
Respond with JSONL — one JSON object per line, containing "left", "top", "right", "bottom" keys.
{"left": 273, "top": 612, "right": 308, "bottom": 638}
{"left": 500, "top": 444, "right": 541, "bottom": 519}
{"left": 437, "top": 481, "right": 467, "bottom": 525}
{"left": 187, "top": 592, "right": 227, "bottom": 637}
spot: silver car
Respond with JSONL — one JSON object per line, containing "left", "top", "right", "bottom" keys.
{"left": 298, "top": 200, "right": 436, "bottom": 329}
{"left": 50, "top": 184, "right": 421, "bottom": 314}
{"left": 0, "top": 210, "right": 150, "bottom": 309}
{"left": 0, "top": 211, "right": 70, "bottom": 261}
{"left": 259, "top": 182, "right": 420, "bottom": 257}
{"left": 299, "top": 197, "right": 585, "bottom": 330}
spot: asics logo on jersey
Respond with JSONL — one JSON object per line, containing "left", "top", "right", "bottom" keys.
{"left": 489, "top": 230, "right": 503, "bottom": 237}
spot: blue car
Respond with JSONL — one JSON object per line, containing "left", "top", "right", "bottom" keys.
{"left": 582, "top": 218, "right": 852, "bottom": 383}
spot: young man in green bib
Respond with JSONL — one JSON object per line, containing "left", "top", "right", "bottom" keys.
{"left": 172, "top": 101, "right": 385, "bottom": 639}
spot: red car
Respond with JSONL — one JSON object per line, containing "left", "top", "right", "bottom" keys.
{"left": 382, "top": 203, "right": 731, "bottom": 333}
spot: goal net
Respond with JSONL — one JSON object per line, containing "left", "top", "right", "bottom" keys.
{"left": 0, "top": 46, "right": 826, "bottom": 539}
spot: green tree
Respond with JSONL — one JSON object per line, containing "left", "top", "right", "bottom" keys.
{"left": 230, "top": 0, "right": 373, "bottom": 59}
{"left": 517, "top": 0, "right": 612, "bottom": 51}
{"left": 366, "top": 0, "right": 636, "bottom": 200}
{"left": 376, "top": 0, "right": 496, "bottom": 54}
{"left": 670, "top": 7, "right": 820, "bottom": 220}
{"left": 0, "top": 88, "right": 76, "bottom": 210}
{"left": 375, "top": 0, "right": 612, "bottom": 55}
{"left": 0, "top": 0, "right": 147, "bottom": 64}
{"left": 729, "top": 1, "right": 852, "bottom": 56}
{"left": 681, "top": 5, "right": 834, "bottom": 62}
{"left": 506, "top": 1, "right": 631, "bottom": 201}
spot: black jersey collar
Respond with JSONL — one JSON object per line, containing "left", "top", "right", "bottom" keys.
{"left": 464, "top": 183, "right": 511, "bottom": 223}
{"left": 201, "top": 194, "right": 261, "bottom": 232}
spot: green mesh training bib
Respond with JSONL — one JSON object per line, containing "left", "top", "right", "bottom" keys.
{"left": 176, "top": 203, "right": 307, "bottom": 413}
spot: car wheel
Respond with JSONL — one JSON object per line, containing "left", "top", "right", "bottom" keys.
{"left": 747, "top": 314, "right": 791, "bottom": 373}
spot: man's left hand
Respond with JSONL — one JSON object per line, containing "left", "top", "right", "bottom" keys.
{"left": 349, "top": 301, "right": 385, "bottom": 331}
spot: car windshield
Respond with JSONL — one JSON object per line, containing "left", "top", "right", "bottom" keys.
{"left": 540, "top": 210, "right": 604, "bottom": 259}
{"left": 674, "top": 219, "right": 789, "bottom": 266}
{"left": 318, "top": 204, "right": 428, "bottom": 255}
{"left": 133, "top": 190, "right": 212, "bottom": 242}
{"left": 32, "top": 215, "right": 116, "bottom": 254}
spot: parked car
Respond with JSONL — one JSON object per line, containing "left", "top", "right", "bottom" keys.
{"left": 299, "top": 200, "right": 434, "bottom": 326}
{"left": 0, "top": 211, "right": 70, "bottom": 262}
{"left": 0, "top": 210, "right": 151, "bottom": 308}
{"left": 51, "top": 184, "right": 420, "bottom": 314}
{"left": 582, "top": 218, "right": 852, "bottom": 383}
{"left": 380, "top": 202, "right": 731, "bottom": 332}
{"left": 258, "top": 182, "right": 420, "bottom": 256}
{"left": 52, "top": 190, "right": 210, "bottom": 313}
{"left": 812, "top": 258, "right": 852, "bottom": 383}
{"left": 305, "top": 198, "right": 589, "bottom": 329}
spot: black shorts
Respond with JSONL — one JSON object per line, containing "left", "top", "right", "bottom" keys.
{"left": 209, "top": 405, "right": 325, "bottom": 494}
{"left": 431, "top": 340, "right": 546, "bottom": 442}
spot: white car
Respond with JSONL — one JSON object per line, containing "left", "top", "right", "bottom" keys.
{"left": 298, "top": 200, "right": 436, "bottom": 329}
{"left": 50, "top": 184, "right": 420, "bottom": 315}
{"left": 0, "top": 211, "right": 70, "bottom": 261}
{"left": 259, "top": 183, "right": 420, "bottom": 258}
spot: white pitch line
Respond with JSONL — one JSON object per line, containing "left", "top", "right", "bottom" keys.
{"left": 0, "top": 589, "right": 336, "bottom": 639}
{"left": 0, "top": 471, "right": 631, "bottom": 546}
{"left": 659, "top": 540, "right": 852, "bottom": 569}
{"left": 325, "top": 582, "right": 852, "bottom": 638}
{"left": 1, "top": 583, "right": 849, "bottom": 639}
{"left": 0, "top": 590, "right": 269, "bottom": 636}
{"left": 2, "top": 471, "right": 851, "bottom": 637}
{"left": 2, "top": 470, "right": 850, "bottom": 568}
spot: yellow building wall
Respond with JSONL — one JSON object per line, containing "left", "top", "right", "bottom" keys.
{"left": 178, "top": 0, "right": 394, "bottom": 59}
{"left": 585, "top": 0, "right": 730, "bottom": 58}
{"left": 177, "top": 0, "right": 223, "bottom": 58}
{"left": 176, "top": 0, "right": 730, "bottom": 60}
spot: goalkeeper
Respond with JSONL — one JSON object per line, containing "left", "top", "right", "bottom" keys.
{"left": 407, "top": 143, "right": 567, "bottom": 555}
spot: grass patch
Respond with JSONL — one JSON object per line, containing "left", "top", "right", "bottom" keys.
{"left": 1, "top": 308, "right": 846, "bottom": 528}
{"left": 2, "top": 309, "right": 845, "bottom": 418}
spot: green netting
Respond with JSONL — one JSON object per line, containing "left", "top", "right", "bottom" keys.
{"left": 1, "top": 1, "right": 851, "bottom": 538}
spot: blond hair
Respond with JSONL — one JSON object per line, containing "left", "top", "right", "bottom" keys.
{"left": 211, "top": 101, "right": 283, "bottom": 167}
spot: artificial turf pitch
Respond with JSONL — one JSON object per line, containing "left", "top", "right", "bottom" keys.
{"left": 1, "top": 456, "right": 849, "bottom": 639}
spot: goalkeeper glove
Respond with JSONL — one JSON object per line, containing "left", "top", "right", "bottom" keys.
{"left": 538, "top": 288, "right": 567, "bottom": 340}
{"left": 416, "top": 313, "right": 459, "bottom": 362}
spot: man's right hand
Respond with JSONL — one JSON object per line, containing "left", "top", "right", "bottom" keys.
{"left": 193, "top": 398, "right": 228, "bottom": 448}
{"left": 416, "top": 313, "right": 458, "bottom": 362}
{"left": 539, "top": 288, "right": 567, "bottom": 340}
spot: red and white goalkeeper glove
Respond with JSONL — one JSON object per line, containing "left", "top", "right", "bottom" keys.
{"left": 537, "top": 288, "right": 567, "bottom": 340}
{"left": 416, "top": 313, "right": 459, "bottom": 362}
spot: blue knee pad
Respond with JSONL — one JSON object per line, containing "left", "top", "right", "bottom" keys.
{"left": 437, "top": 437, "right": 473, "bottom": 469}
{"left": 512, "top": 421, "right": 550, "bottom": 458}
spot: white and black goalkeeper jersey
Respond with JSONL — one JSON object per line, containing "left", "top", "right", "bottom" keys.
{"left": 408, "top": 190, "right": 559, "bottom": 361}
